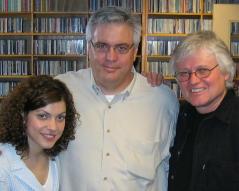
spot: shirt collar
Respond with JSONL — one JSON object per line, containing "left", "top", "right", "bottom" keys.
{"left": 184, "top": 89, "right": 235, "bottom": 124}
{"left": 212, "top": 89, "right": 235, "bottom": 124}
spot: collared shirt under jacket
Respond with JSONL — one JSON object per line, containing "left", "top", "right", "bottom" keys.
{"left": 168, "top": 89, "right": 239, "bottom": 191}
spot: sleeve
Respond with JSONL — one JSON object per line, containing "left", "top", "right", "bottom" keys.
{"left": 0, "top": 150, "right": 11, "bottom": 191}
{"left": 0, "top": 168, "right": 11, "bottom": 191}
{"left": 156, "top": 95, "right": 179, "bottom": 191}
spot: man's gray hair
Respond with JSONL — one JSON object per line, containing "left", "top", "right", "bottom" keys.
{"left": 86, "top": 6, "right": 141, "bottom": 48}
{"left": 170, "top": 31, "right": 236, "bottom": 88}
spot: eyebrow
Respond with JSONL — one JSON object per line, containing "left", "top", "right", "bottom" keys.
{"left": 179, "top": 65, "right": 212, "bottom": 71}
{"left": 36, "top": 109, "right": 66, "bottom": 115}
{"left": 95, "top": 41, "right": 131, "bottom": 46}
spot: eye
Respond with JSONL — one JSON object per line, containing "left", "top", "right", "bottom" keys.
{"left": 196, "top": 68, "right": 210, "bottom": 75}
{"left": 177, "top": 71, "right": 189, "bottom": 77}
{"left": 37, "top": 113, "right": 48, "bottom": 120}
{"left": 94, "top": 43, "right": 108, "bottom": 50}
{"left": 116, "top": 44, "right": 130, "bottom": 53}
{"left": 57, "top": 114, "right": 66, "bottom": 122}
{"left": 117, "top": 45, "right": 128, "bottom": 51}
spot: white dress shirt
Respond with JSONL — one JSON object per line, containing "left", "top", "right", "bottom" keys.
{"left": 57, "top": 68, "right": 179, "bottom": 191}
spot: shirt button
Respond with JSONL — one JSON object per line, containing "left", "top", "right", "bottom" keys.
{"left": 103, "top": 177, "right": 108, "bottom": 181}
{"left": 170, "top": 175, "right": 174, "bottom": 180}
{"left": 107, "top": 129, "right": 110, "bottom": 133}
{"left": 106, "top": 153, "right": 110, "bottom": 156}
{"left": 108, "top": 105, "right": 111, "bottom": 109}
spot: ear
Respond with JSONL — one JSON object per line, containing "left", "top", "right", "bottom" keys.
{"left": 21, "top": 112, "right": 27, "bottom": 124}
{"left": 223, "top": 73, "right": 230, "bottom": 81}
{"left": 133, "top": 48, "right": 138, "bottom": 61}
{"left": 87, "top": 41, "right": 91, "bottom": 52}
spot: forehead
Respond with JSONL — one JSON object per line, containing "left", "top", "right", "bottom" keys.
{"left": 33, "top": 101, "right": 66, "bottom": 113}
{"left": 176, "top": 49, "right": 217, "bottom": 69}
{"left": 92, "top": 23, "right": 133, "bottom": 43}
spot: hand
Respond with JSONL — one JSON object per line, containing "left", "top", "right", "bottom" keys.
{"left": 142, "top": 71, "right": 164, "bottom": 87}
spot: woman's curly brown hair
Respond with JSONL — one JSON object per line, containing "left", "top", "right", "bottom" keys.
{"left": 0, "top": 75, "right": 79, "bottom": 157}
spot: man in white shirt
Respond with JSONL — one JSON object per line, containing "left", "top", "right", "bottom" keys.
{"left": 57, "top": 6, "right": 179, "bottom": 191}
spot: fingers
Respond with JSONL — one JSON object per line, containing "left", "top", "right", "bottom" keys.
{"left": 149, "top": 72, "right": 156, "bottom": 87}
{"left": 156, "top": 73, "right": 164, "bottom": 86}
{"left": 142, "top": 71, "right": 164, "bottom": 87}
{"left": 141, "top": 71, "right": 146, "bottom": 77}
{"left": 142, "top": 71, "right": 152, "bottom": 84}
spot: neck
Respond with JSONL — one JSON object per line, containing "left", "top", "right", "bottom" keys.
{"left": 98, "top": 72, "right": 134, "bottom": 95}
{"left": 23, "top": 151, "right": 49, "bottom": 185}
{"left": 23, "top": 150, "right": 49, "bottom": 169}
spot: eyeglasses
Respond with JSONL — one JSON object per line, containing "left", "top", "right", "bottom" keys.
{"left": 90, "top": 40, "right": 134, "bottom": 54}
{"left": 175, "top": 64, "right": 219, "bottom": 82}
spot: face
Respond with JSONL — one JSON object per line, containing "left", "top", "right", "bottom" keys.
{"left": 176, "top": 49, "right": 229, "bottom": 114}
{"left": 25, "top": 100, "right": 66, "bottom": 153}
{"left": 88, "top": 23, "right": 138, "bottom": 94}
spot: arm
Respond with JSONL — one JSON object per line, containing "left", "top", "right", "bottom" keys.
{"left": 155, "top": 92, "right": 179, "bottom": 191}
{"left": 157, "top": 117, "right": 178, "bottom": 191}
{"left": 0, "top": 170, "right": 10, "bottom": 191}
{"left": 0, "top": 148, "right": 12, "bottom": 191}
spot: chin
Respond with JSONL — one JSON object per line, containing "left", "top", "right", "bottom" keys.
{"left": 42, "top": 143, "right": 56, "bottom": 149}
{"left": 191, "top": 100, "right": 209, "bottom": 108}
{"left": 187, "top": 98, "right": 205, "bottom": 107}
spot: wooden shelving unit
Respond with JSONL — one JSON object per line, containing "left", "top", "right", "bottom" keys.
{"left": 0, "top": 0, "right": 238, "bottom": 98}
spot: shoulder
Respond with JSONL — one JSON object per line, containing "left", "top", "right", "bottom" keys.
{"left": 0, "top": 144, "right": 13, "bottom": 180}
{"left": 135, "top": 73, "right": 179, "bottom": 111}
{"left": 136, "top": 73, "right": 177, "bottom": 98}
{"left": 0, "top": 143, "right": 16, "bottom": 166}
{"left": 55, "top": 68, "right": 92, "bottom": 93}
{"left": 227, "top": 92, "right": 239, "bottom": 120}
{"left": 140, "top": 73, "right": 178, "bottom": 103}
{"left": 231, "top": 94, "right": 239, "bottom": 105}
{"left": 55, "top": 68, "right": 91, "bottom": 85}
{"left": 222, "top": 90, "right": 239, "bottom": 115}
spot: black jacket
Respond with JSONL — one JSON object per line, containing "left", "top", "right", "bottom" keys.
{"left": 168, "top": 90, "right": 239, "bottom": 191}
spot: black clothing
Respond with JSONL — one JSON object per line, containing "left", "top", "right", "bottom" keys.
{"left": 170, "top": 111, "right": 209, "bottom": 190}
{"left": 168, "top": 90, "right": 239, "bottom": 191}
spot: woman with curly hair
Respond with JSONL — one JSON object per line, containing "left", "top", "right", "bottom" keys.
{"left": 0, "top": 75, "right": 79, "bottom": 191}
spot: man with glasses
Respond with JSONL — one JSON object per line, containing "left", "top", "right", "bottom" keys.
{"left": 56, "top": 6, "right": 179, "bottom": 191}
{"left": 167, "top": 31, "right": 239, "bottom": 191}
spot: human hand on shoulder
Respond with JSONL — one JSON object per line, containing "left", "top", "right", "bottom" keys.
{"left": 141, "top": 71, "right": 164, "bottom": 87}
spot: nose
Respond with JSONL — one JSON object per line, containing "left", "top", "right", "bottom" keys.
{"left": 48, "top": 119, "right": 57, "bottom": 131}
{"left": 189, "top": 72, "right": 201, "bottom": 84}
{"left": 106, "top": 47, "right": 118, "bottom": 61}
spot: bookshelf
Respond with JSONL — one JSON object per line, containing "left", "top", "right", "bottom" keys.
{"left": 212, "top": 4, "right": 239, "bottom": 95}
{"left": 144, "top": 0, "right": 239, "bottom": 98}
{"left": 0, "top": 0, "right": 238, "bottom": 99}
{"left": 33, "top": 0, "right": 89, "bottom": 77}
{"left": 143, "top": 0, "right": 212, "bottom": 98}
{"left": 231, "top": 22, "right": 239, "bottom": 95}
{"left": 231, "top": 22, "right": 239, "bottom": 72}
{"left": 0, "top": 0, "right": 143, "bottom": 98}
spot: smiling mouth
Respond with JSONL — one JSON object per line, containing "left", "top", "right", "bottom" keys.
{"left": 42, "top": 133, "right": 56, "bottom": 141}
{"left": 191, "top": 88, "right": 205, "bottom": 93}
{"left": 104, "top": 66, "right": 117, "bottom": 72}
